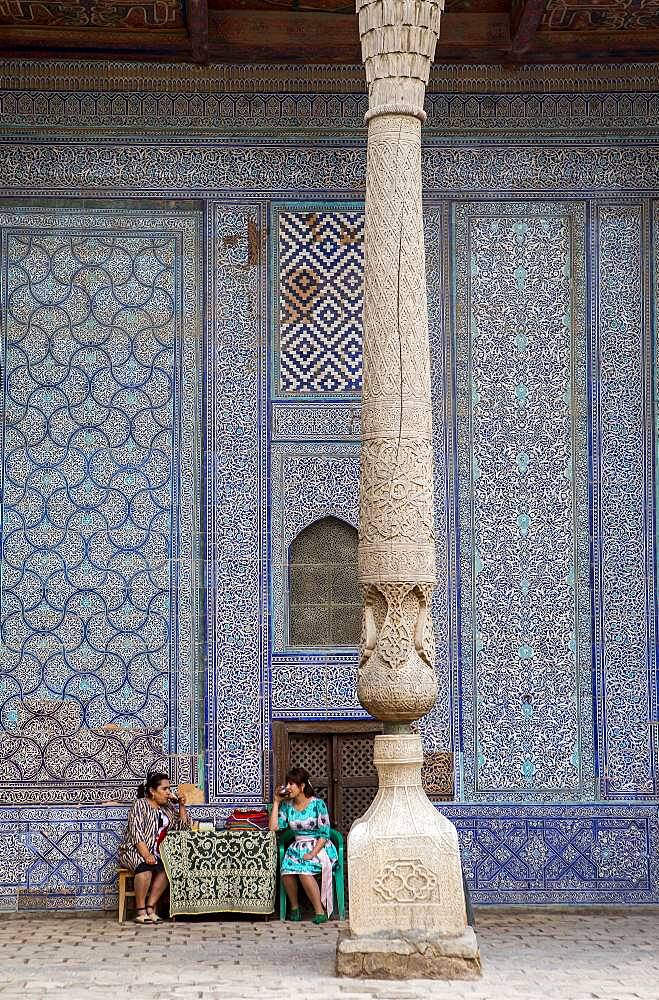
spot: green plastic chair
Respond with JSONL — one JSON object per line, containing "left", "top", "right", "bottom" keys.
{"left": 277, "top": 827, "right": 346, "bottom": 921}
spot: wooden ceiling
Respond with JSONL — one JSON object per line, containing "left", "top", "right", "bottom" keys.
{"left": 1, "top": 0, "right": 659, "bottom": 65}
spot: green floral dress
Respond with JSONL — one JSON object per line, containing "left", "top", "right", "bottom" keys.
{"left": 278, "top": 797, "right": 338, "bottom": 875}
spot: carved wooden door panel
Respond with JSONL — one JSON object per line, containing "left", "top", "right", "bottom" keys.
{"left": 333, "top": 733, "right": 379, "bottom": 838}
{"left": 287, "top": 731, "right": 333, "bottom": 815}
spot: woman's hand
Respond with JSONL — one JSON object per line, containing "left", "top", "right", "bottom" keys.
{"left": 145, "top": 852, "right": 157, "bottom": 866}
{"left": 273, "top": 786, "right": 287, "bottom": 803}
{"left": 268, "top": 793, "right": 282, "bottom": 832}
{"left": 302, "top": 851, "right": 316, "bottom": 861}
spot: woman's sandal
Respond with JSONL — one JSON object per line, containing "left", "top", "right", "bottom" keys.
{"left": 312, "top": 913, "right": 328, "bottom": 924}
{"left": 146, "top": 906, "right": 163, "bottom": 923}
{"left": 133, "top": 908, "right": 152, "bottom": 925}
{"left": 289, "top": 907, "right": 302, "bottom": 921}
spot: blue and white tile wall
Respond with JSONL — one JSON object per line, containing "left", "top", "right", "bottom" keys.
{"left": 0, "top": 68, "right": 657, "bottom": 907}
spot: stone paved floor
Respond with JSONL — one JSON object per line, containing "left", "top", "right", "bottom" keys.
{"left": 0, "top": 908, "right": 656, "bottom": 1000}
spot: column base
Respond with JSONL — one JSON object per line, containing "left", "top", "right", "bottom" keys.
{"left": 336, "top": 927, "right": 481, "bottom": 980}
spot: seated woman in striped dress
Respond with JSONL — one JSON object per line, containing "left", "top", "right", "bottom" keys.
{"left": 269, "top": 766, "right": 338, "bottom": 924}
{"left": 119, "top": 772, "right": 190, "bottom": 924}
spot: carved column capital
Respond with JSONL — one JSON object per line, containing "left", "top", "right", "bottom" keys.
{"left": 357, "top": 0, "right": 444, "bottom": 122}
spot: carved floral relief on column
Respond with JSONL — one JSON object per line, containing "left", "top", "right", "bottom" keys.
{"left": 357, "top": 0, "right": 445, "bottom": 723}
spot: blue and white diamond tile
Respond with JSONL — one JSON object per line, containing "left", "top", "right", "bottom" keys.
{"left": 277, "top": 210, "right": 364, "bottom": 394}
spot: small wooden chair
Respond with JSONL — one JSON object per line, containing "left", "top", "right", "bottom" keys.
{"left": 117, "top": 868, "right": 135, "bottom": 924}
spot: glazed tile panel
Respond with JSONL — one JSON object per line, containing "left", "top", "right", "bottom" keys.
{"left": 277, "top": 209, "right": 364, "bottom": 395}
{"left": 0, "top": 208, "right": 201, "bottom": 804}
{"left": 454, "top": 203, "right": 592, "bottom": 800}
{"left": 0, "top": 68, "right": 657, "bottom": 905}
{"left": 448, "top": 804, "right": 658, "bottom": 903}
{"left": 269, "top": 442, "right": 362, "bottom": 717}
{"left": 593, "top": 204, "right": 657, "bottom": 799}
{"left": 0, "top": 802, "right": 655, "bottom": 911}
{"left": 206, "top": 203, "right": 268, "bottom": 802}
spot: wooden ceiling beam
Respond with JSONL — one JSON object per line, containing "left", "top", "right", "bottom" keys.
{"left": 5, "top": 6, "right": 658, "bottom": 66}
{"left": 510, "top": 0, "right": 548, "bottom": 56}
{"left": 0, "top": 26, "right": 189, "bottom": 55}
{"left": 187, "top": 0, "right": 210, "bottom": 63}
{"left": 207, "top": 10, "right": 510, "bottom": 63}
{"left": 209, "top": 10, "right": 358, "bottom": 62}
{"left": 526, "top": 28, "right": 659, "bottom": 62}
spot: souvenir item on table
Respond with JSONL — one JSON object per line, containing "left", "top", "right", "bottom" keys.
{"left": 225, "top": 807, "right": 269, "bottom": 832}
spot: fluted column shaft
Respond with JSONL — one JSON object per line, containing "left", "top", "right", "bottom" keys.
{"left": 357, "top": 0, "right": 444, "bottom": 723}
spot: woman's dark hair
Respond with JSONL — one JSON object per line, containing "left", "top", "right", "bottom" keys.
{"left": 137, "top": 772, "right": 169, "bottom": 798}
{"left": 285, "top": 766, "right": 314, "bottom": 797}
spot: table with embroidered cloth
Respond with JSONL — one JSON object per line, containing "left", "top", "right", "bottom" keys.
{"left": 160, "top": 829, "right": 277, "bottom": 917}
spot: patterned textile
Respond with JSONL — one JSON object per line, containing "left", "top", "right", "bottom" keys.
{"left": 118, "top": 798, "right": 189, "bottom": 872}
{"left": 160, "top": 830, "right": 277, "bottom": 916}
{"left": 225, "top": 808, "right": 269, "bottom": 831}
{"left": 278, "top": 798, "right": 338, "bottom": 875}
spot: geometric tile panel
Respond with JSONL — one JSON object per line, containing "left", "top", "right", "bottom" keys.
{"left": 0, "top": 208, "right": 202, "bottom": 804}
{"left": 0, "top": 803, "right": 656, "bottom": 910}
{"left": 0, "top": 806, "right": 125, "bottom": 911}
{"left": 0, "top": 804, "right": 233, "bottom": 911}
{"left": 278, "top": 210, "right": 363, "bottom": 394}
{"left": 444, "top": 804, "right": 659, "bottom": 904}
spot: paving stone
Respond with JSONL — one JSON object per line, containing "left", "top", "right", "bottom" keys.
{"left": 0, "top": 910, "right": 656, "bottom": 999}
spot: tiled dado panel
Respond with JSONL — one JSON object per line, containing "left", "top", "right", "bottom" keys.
{"left": 0, "top": 208, "right": 202, "bottom": 805}
{"left": 443, "top": 803, "right": 659, "bottom": 905}
{"left": 0, "top": 802, "right": 655, "bottom": 910}
{"left": 0, "top": 804, "right": 232, "bottom": 911}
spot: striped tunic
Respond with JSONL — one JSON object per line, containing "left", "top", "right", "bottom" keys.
{"left": 119, "top": 797, "right": 190, "bottom": 871}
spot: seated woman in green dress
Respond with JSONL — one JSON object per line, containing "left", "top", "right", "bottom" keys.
{"left": 269, "top": 766, "right": 338, "bottom": 924}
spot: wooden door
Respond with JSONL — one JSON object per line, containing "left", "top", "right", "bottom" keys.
{"left": 273, "top": 721, "right": 381, "bottom": 835}
{"left": 272, "top": 721, "right": 454, "bottom": 837}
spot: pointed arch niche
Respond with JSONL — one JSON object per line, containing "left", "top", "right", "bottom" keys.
{"left": 288, "top": 516, "right": 360, "bottom": 647}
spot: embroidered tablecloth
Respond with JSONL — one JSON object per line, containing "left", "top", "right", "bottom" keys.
{"left": 161, "top": 829, "right": 277, "bottom": 916}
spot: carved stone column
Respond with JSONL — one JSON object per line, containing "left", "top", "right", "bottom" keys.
{"left": 336, "top": 0, "right": 480, "bottom": 980}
